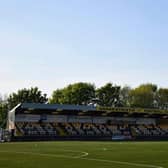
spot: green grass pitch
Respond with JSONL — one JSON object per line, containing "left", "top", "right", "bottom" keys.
{"left": 0, "top": 141, "right": 167, "bottom": 168}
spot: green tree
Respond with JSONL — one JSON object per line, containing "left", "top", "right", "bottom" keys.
{"left": 129, "top": 84, "right": 157, "bottom": 108}
{"left": 0, "top": 94, "right": 8, "bottom": 128}
{"left": 157, "top": 88, "right": 168, "bottom": 109}
{"left": 49, "top": 89, "right": 63, "bottom": 104}
{"left": 8, "top": 87, "right": 48, "bottom": 109}
{"left": 50, "top": 82, "right": 95, "bottom": 105}
{"left": 119, "top": 86, "right": 131, "bottom": 107}
{"left": 96, "top": 83, "right": 120, "bottom": 107}
{"left": 0, "top": 103, "right": 8, "bottom": 128}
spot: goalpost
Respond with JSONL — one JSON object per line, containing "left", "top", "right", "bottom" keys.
{"left": 0, "top": 128, "right": 11, "bottom": 142}
{"left": 0, "top": 128, "right": 4, "bottom": 142}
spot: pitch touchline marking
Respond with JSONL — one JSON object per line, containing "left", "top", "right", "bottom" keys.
{"left": 72, "top": 151, "right": 89, "bottom": 158}
{"left": 102, "top": 148, "right": 107, "bottom": 151}
{"left": 0, "top": 150, "right": 88, "bottom": 159}
{"left": 81, "top": 157, "right": 164, "bottom": 168}
{"left": 0, "top": 151, "right": 163, "bottom": 168}
{"left": 55, "top": 149, "right": 89, "bottom": 158}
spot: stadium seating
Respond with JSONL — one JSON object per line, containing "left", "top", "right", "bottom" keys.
{"left": 16, "top": 122, "right": 57, "bottom": 136}
{"left": 15, "top": 122, "right": 168, "bottom": 139}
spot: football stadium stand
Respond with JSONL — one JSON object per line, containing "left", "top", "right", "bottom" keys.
{"left": 7, "top": 103, "right": 168, "bottom": 141}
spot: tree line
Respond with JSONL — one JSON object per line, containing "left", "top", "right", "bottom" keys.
{"left": 0, "top": 82, "right": 168, "bottom": 126}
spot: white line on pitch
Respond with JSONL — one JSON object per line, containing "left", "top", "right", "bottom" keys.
{"left": 0, "top": 150, "right": 164, "bottom": 168}
{"left": 0, "top": 150, "right": 88, "bottom": 159}
{"left": 81, "top": 157, "right": 164, "bottom": 168}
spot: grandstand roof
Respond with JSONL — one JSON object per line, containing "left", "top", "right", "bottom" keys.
{"left": 14, "top": 103, "right": 95, "bottom": 113}
{"left": 10, "top": 103, "right": 168, "bottom": 118}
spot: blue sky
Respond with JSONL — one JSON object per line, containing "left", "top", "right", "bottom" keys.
{"left": 0, "top": 0, "right": 168, "bottom": 96}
